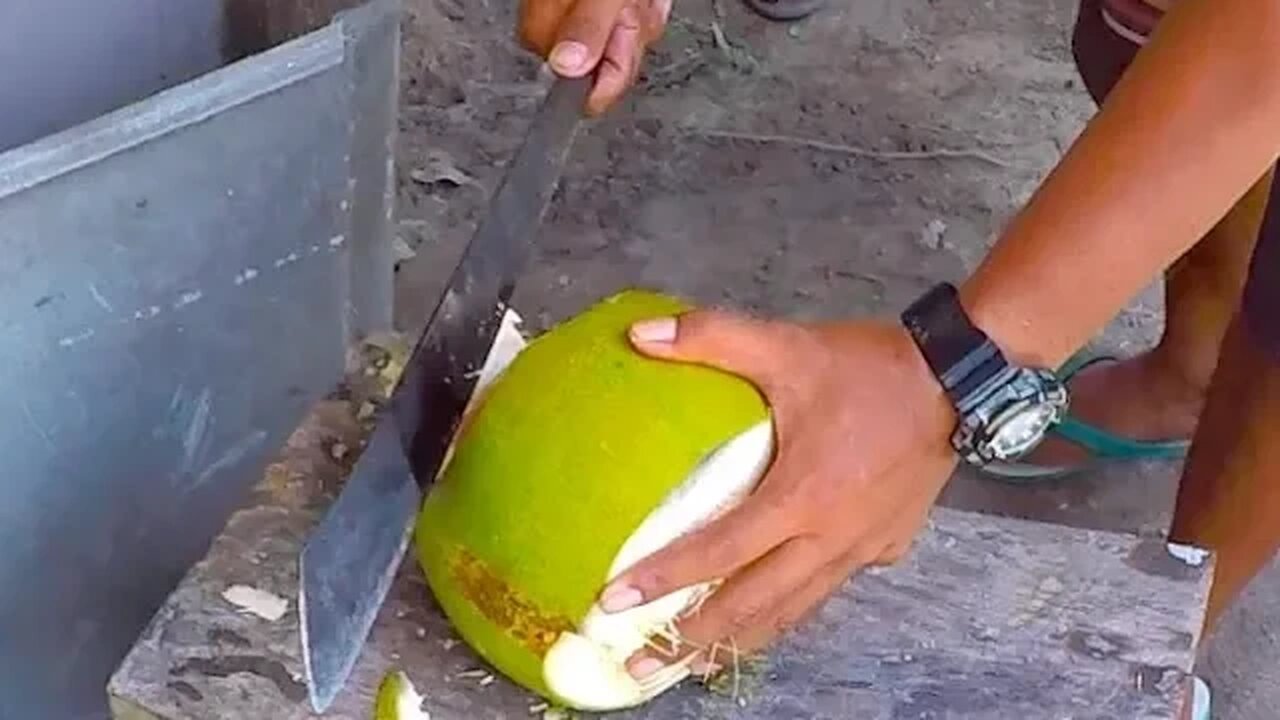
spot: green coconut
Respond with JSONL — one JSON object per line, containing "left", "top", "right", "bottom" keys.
{"left": 414, "top": 289, "right": 774, "bottom": 711}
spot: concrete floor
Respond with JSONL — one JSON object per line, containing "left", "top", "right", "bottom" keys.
{"left": 392, "top": 0, "right": 1280, "bottom": 716}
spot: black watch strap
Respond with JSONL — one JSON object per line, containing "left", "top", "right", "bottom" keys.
{"left": 900, "top": 283, "right": 1009, "bottom": 407}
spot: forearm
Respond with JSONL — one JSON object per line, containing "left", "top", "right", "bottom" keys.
{"left": 961, "top": 0, "right": 1280, "bottom": 367}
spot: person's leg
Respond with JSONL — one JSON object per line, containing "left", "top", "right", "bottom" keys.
{"left": 1169, "top": 317, "right": 1280, "bottom": 627}
{"left": 1169, "top": 173, "right": 1280, "bottom": 632}
{"left": 1014, "top": 0, "right": 1273, "bottom": 469}
{"left": 1163, "top": 167, "right": 1280, "bottom": 720}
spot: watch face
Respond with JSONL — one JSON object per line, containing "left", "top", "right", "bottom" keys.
{"left": 986, "top": 400, "right": 1061, "bottom": 460}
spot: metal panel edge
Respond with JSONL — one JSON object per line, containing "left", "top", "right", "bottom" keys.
{"left": 334, "top": 0, "right": 402, "bottom": 340}
{"left": 0, "top": 23, "right": 346, "bottom": 199}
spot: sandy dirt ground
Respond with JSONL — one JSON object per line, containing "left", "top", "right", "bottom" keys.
{"left": 390, "top": 0, "right": 1279, "bottom": 716}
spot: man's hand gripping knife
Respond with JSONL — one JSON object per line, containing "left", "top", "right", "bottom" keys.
{"left": 519, "top": 0, "right": 672, "bottom": 116}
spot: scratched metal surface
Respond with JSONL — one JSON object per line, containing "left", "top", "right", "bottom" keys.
{"left": 0, "top": 2, "right": 398, "bottom": 717}
{"left": 111, "top": 389, "right": 1213, "bottom": 720}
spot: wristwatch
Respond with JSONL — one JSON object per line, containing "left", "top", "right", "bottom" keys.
{"left": 900, "top": 282, "right": 1069, "bottom": 466}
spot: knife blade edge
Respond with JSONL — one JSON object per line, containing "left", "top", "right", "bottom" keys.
{"left": 299, "top": 76, "right": 588, "bottom": 712}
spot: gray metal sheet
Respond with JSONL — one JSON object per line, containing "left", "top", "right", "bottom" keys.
{"left": 0, "top": 2, "right": 399, "bottom": 717}
{"left": 0, "top": 0, "right": 224, "bottom": 154}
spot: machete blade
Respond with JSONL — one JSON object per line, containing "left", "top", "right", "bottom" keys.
{"left": 299, "top": 75, "right": 589, "bottom": 713}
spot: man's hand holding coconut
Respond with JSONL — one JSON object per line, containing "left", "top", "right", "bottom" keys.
{"left": 605, "top": 310, "right": 958, "bottom": 680}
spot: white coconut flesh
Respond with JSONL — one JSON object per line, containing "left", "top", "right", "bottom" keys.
{"left": 462, "top": 310, "right": 776, "bottom": 711}
{"left": 543, "top": 420, "right": 774, "bottom": 710}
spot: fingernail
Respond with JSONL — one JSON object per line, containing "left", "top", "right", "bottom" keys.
{"left": 600, "top": 584, "right": 643, "bottom": 612}
{"left": 630, "top": 318, "right": 677, "bottom": 344}
{"left": 629, "top": 657, "right": 665, "bottom": 679}
{"left": 550, "top": 41, "right": 589, "bottom": 73}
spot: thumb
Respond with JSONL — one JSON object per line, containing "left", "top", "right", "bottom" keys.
{"left": 547, "top": 0, "right": 630, "bottom": 77}
{"left": 628, "top": 309, "right": 791, "bottom": 386}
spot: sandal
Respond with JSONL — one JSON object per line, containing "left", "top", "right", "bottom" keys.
{"left": 979, "top": 352, "right": 1192, "bottom": 482}
{"left": 741, "top": 0, "right": 829, "bottom": 21}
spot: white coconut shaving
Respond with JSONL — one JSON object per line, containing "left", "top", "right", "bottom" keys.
{"left": 436, "top": 309, "right": 527, "bottom": 478}
{"left": 221, "top": 584, "right": 289, "bottom": 621}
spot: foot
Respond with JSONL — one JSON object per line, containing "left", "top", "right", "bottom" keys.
{"left": 1020, "top": 352, "right": 1206, "bottom": 468}
{"left": 741, "top": 0, "right": 829, "bottom": 21}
